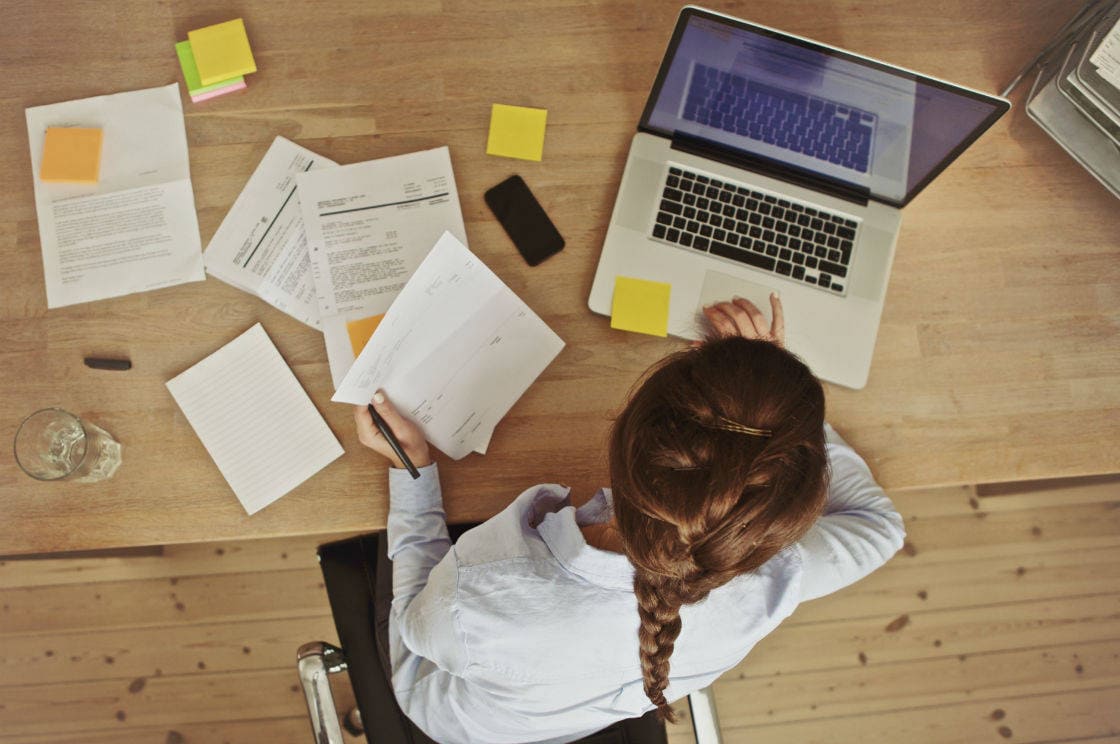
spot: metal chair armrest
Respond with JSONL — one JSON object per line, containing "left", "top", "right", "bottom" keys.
{"left": 687, "top": 686, "right": 724, "bottom": 744}
{"left": 297, "top": 641, "right": 348, "bottom": 744}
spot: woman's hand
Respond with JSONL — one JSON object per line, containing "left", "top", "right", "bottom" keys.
{"left": 701, "top": 293, "right": 785, "bottom": 346}
{"left": 353, "top": 390, "right": 433, "bottom": 469}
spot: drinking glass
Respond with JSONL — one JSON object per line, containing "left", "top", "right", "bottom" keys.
{"left": 13, "top": 408, "right": 122, "bottom": 482}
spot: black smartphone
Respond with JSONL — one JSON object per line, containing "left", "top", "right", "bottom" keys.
{"left": 484, "top": 175, "right": 564, "bottom": 266}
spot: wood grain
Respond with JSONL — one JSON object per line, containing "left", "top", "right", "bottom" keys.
{"left": 2, "top": 0, "right": 1117, "bottom": 554}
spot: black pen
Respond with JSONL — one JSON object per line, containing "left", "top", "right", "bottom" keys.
{"left": 368, "top": 403, "right": 421, "bottom": 479}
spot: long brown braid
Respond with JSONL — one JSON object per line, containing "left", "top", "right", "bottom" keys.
{"left": 609, "top": 337, "right": 828, "bottom": 721}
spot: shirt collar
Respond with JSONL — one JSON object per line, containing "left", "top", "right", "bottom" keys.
{"left": 535, "top": 487, "right": 635, "bottom": 591}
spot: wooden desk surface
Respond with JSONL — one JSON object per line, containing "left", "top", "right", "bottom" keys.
{"left": 1, "top": 0, "right": 1116, "bottom": 555}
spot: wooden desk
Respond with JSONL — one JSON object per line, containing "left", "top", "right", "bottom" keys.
{"left": 1, "top": 0, "right": 1116, "bottom": 555}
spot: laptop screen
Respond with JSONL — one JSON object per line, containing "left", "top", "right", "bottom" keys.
{"left": 639, "top": 9, "right": 1009, "bottom": 207}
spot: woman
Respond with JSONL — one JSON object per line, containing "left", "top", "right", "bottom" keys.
{"left": 354, "top": 296, "right": 905, "bottom": 743}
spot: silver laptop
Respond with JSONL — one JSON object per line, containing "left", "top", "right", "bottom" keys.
{"left": 588, "top": 6, "right": 1009, "bottom": 388}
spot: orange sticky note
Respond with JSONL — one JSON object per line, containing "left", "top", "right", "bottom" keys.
{"left": 188, "top": 18, "right": 257, "bottom": 85}
{"left": 610, "top": 276, "right": 671, "bottom": 337}
{"left": 347, "top": 314, "right": 385, "bottom": 357}
{"left": 39, "top": 127, "right": 102, "bottom": 184}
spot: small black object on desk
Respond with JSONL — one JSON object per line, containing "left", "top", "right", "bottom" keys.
{"left": 84, "top": 357, "right": 132, "bottom": 371}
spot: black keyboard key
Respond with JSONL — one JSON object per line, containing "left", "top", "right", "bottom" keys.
{"left": 700, "top": 224, "right": 713, "bottom": 238}
{"left": 713, "top": 229, "right": 727, "bottom": 241}
{"left": 737, "top": 185, "right": 751, "bottom": 195}
{"left": 818, "top": 259, "right": 847, "bottom": 277}
{"left": 778, "top": 199, "right": 791, "bottom": 208}
{"left": 806, "top": 256, "right": 818, "bottom": 269}
{"left": 680, "top": 233, "right": 694, "bottom": 248}
{"left": 762, "top": 229, "right": 775, "bottom": 242}
{"left": 710, "top": 241, "right": 776, "bottom": 272}
{"left": 820, "top": 273, "right": 831, "bottom": 286}
{"left": 747, "top": 199, "right": 759, "bottom": 210}
{"left": 805, "top": 207, "right": 818, "bottom": 216}
{"left": 748, "top": 213, "right": 762, "bottom": 225}
{"left": 719, "top": 190, "right": 733, "bottom": 203}
{"left": 831, "top": 214, "right": 845, "bottom": 224}
{"left": 832, "top": 283, "right": 844, "bottom": 292}
{"left": 697, "top": 197, "right": 710, "bottom": 209}
{"left": 763, "top": 194, "right": 777, "bottom": 204}
{"left": 692, "top": 181, "right": 707, "bottom": 195}
{"left": 666, "top": 228, "right": 680, "bottom": 242}
{"left": 696, "top": 175, "right": 710, "bottom": 184}
{"left": 697, "top": 212, "right": 709, "bottom": 224}
{"left": 824, "top": 222, "right": 837, "bottom": 235}
{"left": 837, "top": 226, "right": 856, "bottom": 240}
{"left": 759, "top": 203, "right": 772, "bottom": 215}
{"left": 798, "top": 214, "right": 811, "bottom": 227}
{"left": 683, "top": 206, "right": 697, "bottom": 219}
{"left": 710, "top": 215, "right": 723, "bottom": 228}
{"left": 843, "top": 218, "right": 857, "bottom": 229}
{"left": 669, "top": 166, "right": 682, "bottom": 175}
{"left": 653, "top": 224, "right": 667, "bottom": 239}
{"left": 683, "top": 193, "right": 696, "bottom": 206}
{"left": 775, "top": 222, "right": 788, "bottom": 235}
{"left": 827, "top": 236, "right": 840, "bottom": 249}
{"left": 777, "top": 261, "right": 792, "bottom": 276}
{"left": 656, "top": 211, "right": 673, "bottom": 225}
{"left": 726, "top": 234, "right": 739, "bottom": 246}
{"left": 815, "top": 245, "right": 828, "bottom": 258}
{"left": 688, "top": 220, "right": 700, "bottom": 232}
{"left": 736, "top": 208, "right": 749, "bottom": 221}
{"left": 765, "top": 243, "right": 779, "bottom": 257}
{"left": 666, "top": 175, "right": 680, "bottom": 188}
{"left": 661, "top": 199, "right": 682, "bottom": 215}
{"left": 735, "top": 222, "right": 749, "bottom": 234}
{"left": 828, "top": 249, "right": 841, "bottom": 262}
{"left": 694, "top": 237, "right": 710, "bottom": 251}
{"left": 789, "top": 225, "right": 801, "bottom": 237}
{"left": 805, "top": 274, "right": 817, "bottom": 285}
{"left": 710, "top": 178, "right": 723, "bottom": 188}
{"left": 791, "top": 203, "right": 804, "bottom": 212}
{"left": 771, "top": 207, "right": 784, "bottom": 221}
{"left": 792, "top": 252, "right": 805, "bottom": 266}
{"left": 779, "top": 248, "right": 792, "bottom": 260}
{"left": 706, "top": 186, "right": 720, "bottom": 198}
{"left": 790, "top": 237, "right": 802, "bottom": 250}
{"left": 793, "top": 265, "right": 806, "bottom": 280}
{"left": 749, "top": 225, "right": 762, "bottom": 238}
{"left": 673, "top": 216, "right": 687, "bottom": 229}
{"left": 722, "top": 204, "right": 735, "bottom": 217}
{"left": 732, "top": 194, "right": 745, "bottom": 207}
{"left": 762, "top": 216, "right": 775, "bottom": 229}
{"left": 776, "top": 234, "right": 789, "bottom": 247}
{"left": 810, "top": 217, "right": 824, "bottom": 230}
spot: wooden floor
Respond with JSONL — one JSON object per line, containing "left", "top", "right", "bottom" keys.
{"left": 1, "top": 478, "right": 1117, "bottom": 743}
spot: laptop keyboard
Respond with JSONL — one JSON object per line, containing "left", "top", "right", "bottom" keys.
{"left": 683, "top": 63, "right": 876, "bottom": 174}
{"left": 651, "top": 166, "right": 858, "bottom": 295}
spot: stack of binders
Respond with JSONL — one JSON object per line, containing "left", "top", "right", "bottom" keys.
{"left": 175, "top": 18, "right": 258, "bottom": 104}
{"left": 1023, "top": 0, "right": 1120, "bottom": 198}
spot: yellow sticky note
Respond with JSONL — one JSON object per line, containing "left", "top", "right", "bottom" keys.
{"left": 188, "top": 18, "right": 257, "bottom": 85}
{"left": 39, "top": 127, "right": 102, "bottom": 184}
{"left": 611, "top": 277, "right": 671, "bottom": 337}
{"left": 486, "top": 103, "right": 548, "bottom": 161}
{"left": 347, "top": 314, "right": 385, "bottom": 357}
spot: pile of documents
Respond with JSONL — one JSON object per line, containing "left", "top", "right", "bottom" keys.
{"left": 1025, "top": 0, "right": 1120, "bottom": 197}
{"left": 175, "top": 18, "right": 257, "bottom": 103}
{"left": 203, "top": 138, "right": 565, "bottom": 459}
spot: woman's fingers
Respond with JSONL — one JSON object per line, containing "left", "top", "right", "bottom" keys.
{"left": 769, "top": 293, "right": 785, "bottom": 345}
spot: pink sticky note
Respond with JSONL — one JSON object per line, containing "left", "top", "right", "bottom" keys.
{"left": 190, "top": 80, "right": 247, "bottom": 103}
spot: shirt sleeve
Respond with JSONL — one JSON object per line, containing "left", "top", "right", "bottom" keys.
{"left": 794, "top": 424, "right": 907, "bottom": 602}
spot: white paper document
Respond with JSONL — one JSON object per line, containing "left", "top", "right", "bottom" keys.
{"left": 1090, "top": 17, "right": 1120, "bottom": 89}
{"left": 25, "top": 83, "right": 205, "bottom": 308}
{"left": 204, "top": 137, "right": 337, "bottom": 328}
{"left": 332, "top": 232, "right": 564, "bottom": 460}
{"left": 167, "top": 323, "right": 344, "bottom": 515}
{"left": 298, "top": 146, "right": 468, "bottom": 388}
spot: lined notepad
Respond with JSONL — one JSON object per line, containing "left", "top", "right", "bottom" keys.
{"left": 167, "top": 323, "right": 343, "bottom": 515}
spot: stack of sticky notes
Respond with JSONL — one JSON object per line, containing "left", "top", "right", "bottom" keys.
{"left": 40, "top": 127, "right": 103, "bottom": 184}
{"left": 175, "top": 18, "right": 257, "bottom": 103}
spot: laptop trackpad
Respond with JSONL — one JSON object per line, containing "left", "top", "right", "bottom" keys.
{"left": 696, "top": 270, "right": 777, "bottom": 329}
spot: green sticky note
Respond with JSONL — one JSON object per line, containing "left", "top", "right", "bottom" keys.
{"left": 610, "top": 276, "right": 671, "bottom": 337}
{"left": 486, "top": 103, "right": 548, "bottom": 161}
{"left": 175, "top": 40, "right": 244, "bottom": 95}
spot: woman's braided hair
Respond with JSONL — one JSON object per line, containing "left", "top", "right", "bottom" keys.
{"left": 608, "top": 337, "right": 828, "bottom": 720}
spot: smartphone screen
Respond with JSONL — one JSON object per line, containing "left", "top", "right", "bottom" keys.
{"left": 484, "top": 175, "right": 564, "bottom": 266}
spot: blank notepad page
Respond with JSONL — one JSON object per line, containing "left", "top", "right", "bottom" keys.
{"left": 167, "top": 323, "right": 344, "bottom": 514}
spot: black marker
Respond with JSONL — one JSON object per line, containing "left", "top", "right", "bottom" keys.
{"left": 368, "top": 403, "right": 421, "bottom": 479}
{"left": 84, "top": 357, "right": 131, "bottom": 371}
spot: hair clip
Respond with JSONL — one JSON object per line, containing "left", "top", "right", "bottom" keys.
{"left": 713, "top": 416, "right": 772, "bottom": 438}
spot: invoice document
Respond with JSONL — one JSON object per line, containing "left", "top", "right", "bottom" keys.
{"left": 167, "top": 323, "right": 344, "bottom": 515}
{"left": 297, "top": 146, "right": 467, "bottom": 388}
{"left": 332, "top": 232, "right": 564, "bottom": 460}
{"left": 25, "top": 83, "right": 205, "bottom": 308}
{"left": 203, "top": 137, "right": 336, "bottom": 328}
